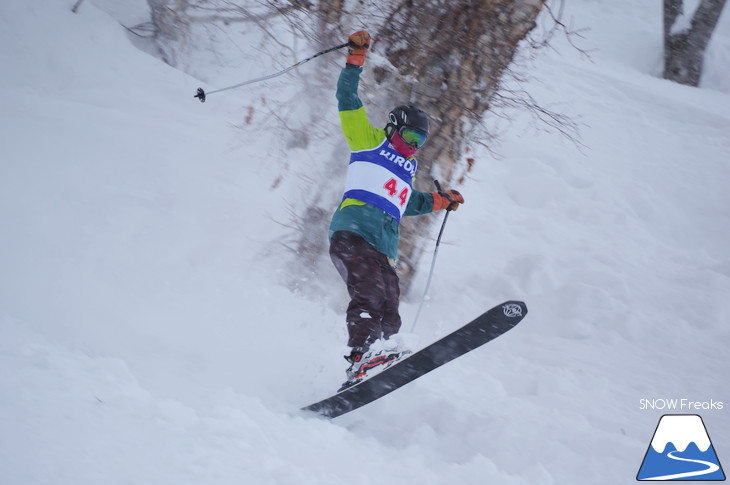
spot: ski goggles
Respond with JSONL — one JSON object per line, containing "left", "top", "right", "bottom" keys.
{"left": 398, "top": 126, "right": 428, "bottom": 149}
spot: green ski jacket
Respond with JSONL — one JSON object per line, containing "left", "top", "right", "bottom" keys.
{"left": 328, "top": 65, "right": 435, "bottom": 260}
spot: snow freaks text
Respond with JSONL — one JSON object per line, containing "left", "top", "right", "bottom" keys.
{"left": 639, "top": 399, "right": 724, "bottom": 411}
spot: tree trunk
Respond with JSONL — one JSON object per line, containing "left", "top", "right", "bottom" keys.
{"left": 663, "top": 0, "right": 727, "bottom": 86}
{"left": 368, "top": 0, "right": 545, "bottom": 292}
{"left": 148, "top": 0, "right": 191, "bottom": 67}
{"left": 291, "top": 0, "right": 545, "bottom": 293}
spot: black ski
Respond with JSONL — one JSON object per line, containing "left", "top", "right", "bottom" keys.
{"left": 302, "top": 300, "right": 527, "bottom": 418}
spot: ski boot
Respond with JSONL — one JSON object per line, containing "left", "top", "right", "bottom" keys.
{"left": 339, "top": 346, "right": 411, "bottom": 392}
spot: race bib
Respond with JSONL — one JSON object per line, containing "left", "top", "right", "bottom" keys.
{"left": 343, "top": 138, "right": 417, "bottom": 223}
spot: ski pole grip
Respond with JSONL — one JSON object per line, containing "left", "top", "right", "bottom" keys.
{"left": 347, "top": 40, "right": 370, "bottom": 49}
{"left": 194, "top": 87, "right": 206, "bottom": 103}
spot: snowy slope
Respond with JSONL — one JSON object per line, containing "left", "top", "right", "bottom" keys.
{"left": 1, "top": 1, "right": 729, "bottom": 484}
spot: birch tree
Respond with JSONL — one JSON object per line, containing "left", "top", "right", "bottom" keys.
{"left": 663, "top": 0, "right": 727, "bottom": 86}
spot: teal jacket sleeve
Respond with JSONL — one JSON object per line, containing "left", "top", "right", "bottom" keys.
{"left": 336, "top": 65, "right": 364, "bottom": 112}
{"left": 404, "top": 190, "right": 435, "bottom": 216}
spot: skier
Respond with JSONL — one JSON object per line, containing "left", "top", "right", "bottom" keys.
{"left": 329, "top": 30, "right": 465, "bottom": 384}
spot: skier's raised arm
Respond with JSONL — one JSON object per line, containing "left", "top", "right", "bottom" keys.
{"left": 336, "top": 31, "right": 382, "bottom": 152}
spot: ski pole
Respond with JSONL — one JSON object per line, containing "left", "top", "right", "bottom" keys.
{"left": 410, "top": 180, "right": 455, "bottom": 332}
{"left": 194, "top": 42, "right": 349, "bottom": 102}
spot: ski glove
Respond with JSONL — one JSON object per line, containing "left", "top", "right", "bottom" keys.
{"left": 346, "top": 30, "right": 371, "bottom": 66}
{"left": 432, "top": 190, "right": 465, "bottom": 211}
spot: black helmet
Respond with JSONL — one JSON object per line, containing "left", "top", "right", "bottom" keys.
{"left": 385, "top": 105, "right": 430, "bottom": 141}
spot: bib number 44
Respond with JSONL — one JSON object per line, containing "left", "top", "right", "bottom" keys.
{"left": 384, "top": 178, "right": 409, "bottom": 207}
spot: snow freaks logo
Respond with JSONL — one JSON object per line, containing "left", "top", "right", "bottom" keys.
{"left": 637, "top": 414, "right": 726, "bottom": 481}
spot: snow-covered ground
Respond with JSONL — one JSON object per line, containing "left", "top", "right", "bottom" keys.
{"left": 1, "top": 1, "right": 729, "bottom": 484}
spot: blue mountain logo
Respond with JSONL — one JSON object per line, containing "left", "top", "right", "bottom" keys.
{"left": 637, "top": 414, "right": 725, "bottom": 481}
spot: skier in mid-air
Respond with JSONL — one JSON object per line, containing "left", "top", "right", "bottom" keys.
{"left": 329, "top": 30, "right": 465, "bottom": 385}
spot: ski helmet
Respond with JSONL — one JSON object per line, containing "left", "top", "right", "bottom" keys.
{"left": 385, "top": 105, "right": 430, "bottom": 142}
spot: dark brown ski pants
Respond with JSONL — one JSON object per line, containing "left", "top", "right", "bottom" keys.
{"left": 329, "top": 231, "right": 402, "bottom": 349}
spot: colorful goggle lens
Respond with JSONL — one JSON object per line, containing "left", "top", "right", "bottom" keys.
{"left": 398, "top": 127, "right": 428, "bottom": 149}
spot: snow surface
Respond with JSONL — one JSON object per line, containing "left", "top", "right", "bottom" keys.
{"left": 1, "top": 0, "right": 729, "bottom": 484}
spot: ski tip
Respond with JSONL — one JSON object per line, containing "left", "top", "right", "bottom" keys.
{"left": 499, "top": 300, "right": 527, "bottom": 319}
